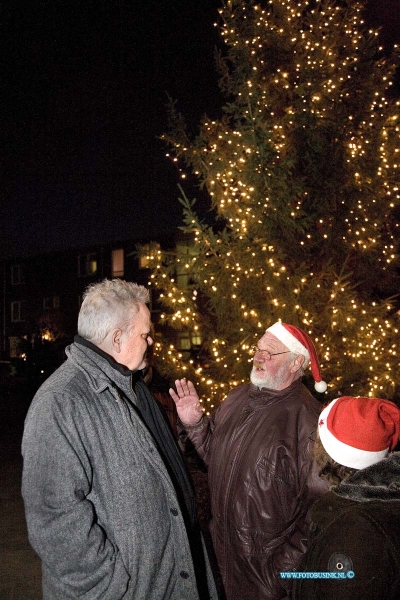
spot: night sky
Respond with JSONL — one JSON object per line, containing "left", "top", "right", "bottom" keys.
{"left": 1, "top": 0, "right": 399, "bottom": 258}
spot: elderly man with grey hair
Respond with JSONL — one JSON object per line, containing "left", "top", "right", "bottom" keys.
{"left": 171, "top": 322, "right": 329, "bottom": 600}
{"left": 22, "top": 279, "right": 217, "bottom": 600}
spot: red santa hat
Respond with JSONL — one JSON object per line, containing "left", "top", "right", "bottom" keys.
{"left": 266, "top": 321, "right": 327, "bottom": 393}
{"left": 318, "top": 396, "right": 400, "bottom": 469}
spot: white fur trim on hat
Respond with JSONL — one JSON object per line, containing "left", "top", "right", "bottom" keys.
{"left": 318, "top": 398, "right": 389, "bottom": 469}
{"left": 266, "top": 322, "right": 310, "bottom": 361}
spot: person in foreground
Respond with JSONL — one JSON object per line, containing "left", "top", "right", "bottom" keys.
{"left": 170, "top": 322, "right": 330, "bottom": 600}
{"left": 292, "top": 395, "right": 400, "bottom": 600}
{"left": 22, "top": 279, "right": 217, "bottom": 600}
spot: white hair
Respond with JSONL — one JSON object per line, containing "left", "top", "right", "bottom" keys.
{"left": 78, "top": 279, "right": 150, "bottom": 345}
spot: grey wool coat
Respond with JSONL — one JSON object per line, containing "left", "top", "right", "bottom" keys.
{"left": 21, "top": 341, "right": 217, "bottom": 600}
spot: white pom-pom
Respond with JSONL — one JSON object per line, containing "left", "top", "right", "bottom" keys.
{"left": 314, "top": 380, "right": 327, "bottom": 393}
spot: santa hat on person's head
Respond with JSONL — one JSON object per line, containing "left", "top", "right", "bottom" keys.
{"left": 266, "top": 321, "right": 327, "bottom": 393}
{"left": 318, "top": 396, "right": 400, "bottom": 469}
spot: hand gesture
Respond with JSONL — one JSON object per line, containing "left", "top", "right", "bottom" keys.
{"left": 169, "top": 379, "right": 203, "bottom": 426}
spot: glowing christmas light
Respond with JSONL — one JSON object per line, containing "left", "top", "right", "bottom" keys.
{"left": 145, "top": 0, "right": 400, "bottom": 408}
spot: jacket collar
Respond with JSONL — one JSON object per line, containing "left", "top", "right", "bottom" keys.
{"left": 247, "top": 377, "right": 303, "bottom": 407}
{"left": 66, "top": 337, "right": 137, "bottom": 396}
{"left": 334, "top": 452, "right": 400, "bottom": 502}
{"left": 74, "top": 335, "right": 132, "bottom": 377}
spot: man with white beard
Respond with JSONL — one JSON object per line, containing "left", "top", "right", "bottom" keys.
{"left": 170, "top": 322, "right": 330, "bottom": 600}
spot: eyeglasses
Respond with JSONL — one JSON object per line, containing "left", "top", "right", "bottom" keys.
{"left": 250, "top": 346, "right": 291, "bottom": 360}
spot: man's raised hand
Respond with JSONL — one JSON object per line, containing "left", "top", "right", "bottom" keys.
{"left": 169, "top": 379, "right": 203, "bottom": 426}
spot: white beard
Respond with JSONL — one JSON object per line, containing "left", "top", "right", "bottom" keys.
{"left": 250, "top": 361, "right": 290, "bottom": 390}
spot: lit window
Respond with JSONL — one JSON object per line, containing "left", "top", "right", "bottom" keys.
{"left": 178, "top": 332, "right": 202, "bottom": 352}
{"left": 139, "top": 243, "right": 160, "bottom": 269}
{"left": 191, "top": 333, "right": 202, "bottom": 346}
{"left": 9, "top": 336, "right": 27, "bottom": 358}
{"left": 78, "top": 253, "right": 97, "bottom": 277}
{"left": 112, "top": 249, "right": 124, "bottom": 277}
{"left": 178, "top": 335, "right": 191, "bottom": 350}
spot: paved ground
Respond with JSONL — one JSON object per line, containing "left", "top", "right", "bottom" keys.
{"left": 0, "top": 381, "right": 42, "bottom": 599}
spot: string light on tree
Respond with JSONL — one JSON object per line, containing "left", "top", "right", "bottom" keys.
{"left": 144, "top": 0, "right": 400, "bottom": 409}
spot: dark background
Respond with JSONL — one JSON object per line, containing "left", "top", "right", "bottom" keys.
{"left": 1, "top": 0, "right": 399, "bottom": 258}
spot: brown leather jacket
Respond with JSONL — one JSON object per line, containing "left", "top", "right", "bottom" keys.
{"left": 180, "top": 379, "right": 329, "bottom": 600}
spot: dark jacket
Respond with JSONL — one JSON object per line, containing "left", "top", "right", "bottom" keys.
{"left": 180, "top": 379, "right": 327, "bottom": 600}
{"left": 293, "top": 452, "right": 400, "bottom": 600}
{"left": 22, "top": 341, "right": 217, "bottom": 600}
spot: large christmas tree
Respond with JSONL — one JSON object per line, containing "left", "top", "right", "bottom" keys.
{"left": 145, "top": 0, "right": 400, "bottom": 413}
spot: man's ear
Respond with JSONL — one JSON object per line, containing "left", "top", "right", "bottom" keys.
{"left": 111, "top": 329, "right": 123, "bottom": 353}
{"left": 291, "top": 353, "right": 305, "bottom": 373}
